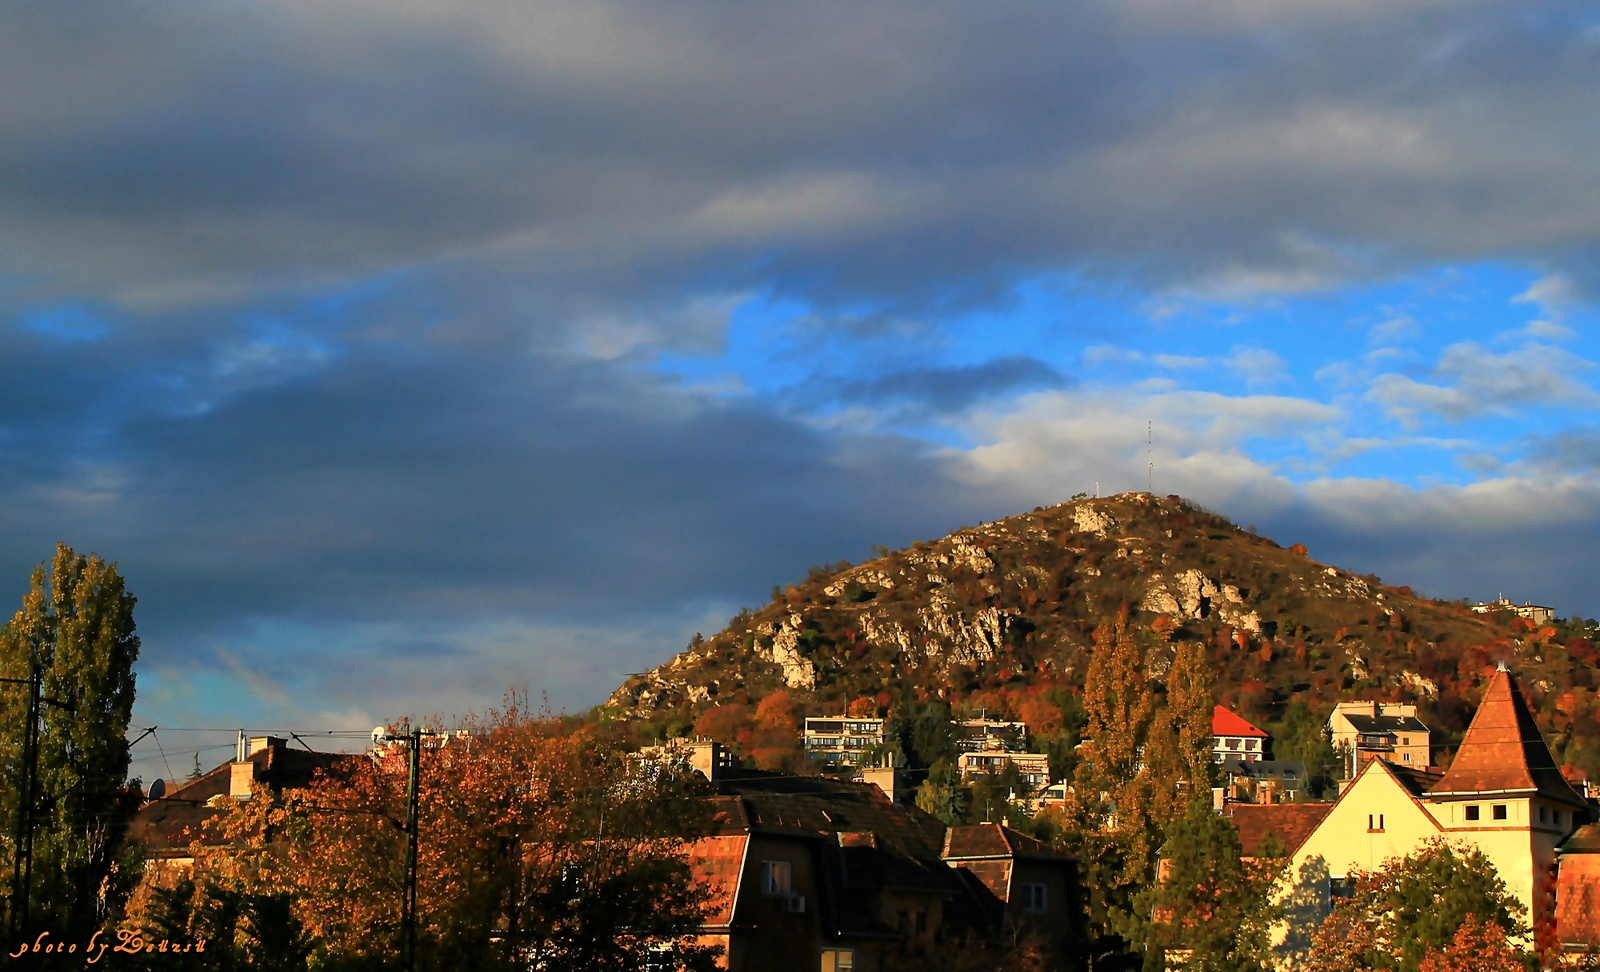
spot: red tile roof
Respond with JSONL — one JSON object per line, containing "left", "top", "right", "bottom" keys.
{"left": 1224, "top": 803, "right": 1333, "bottom": 857}
{"left": 688, "top": 834, "right": 748, "bottom": 927}
{"left": 1212, "top": 706, "right": 1268, "bottom": 738}
{"left": 1430, "top": 665, "right": 1588, "bottom": 808}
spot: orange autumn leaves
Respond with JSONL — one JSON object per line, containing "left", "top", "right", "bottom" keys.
{"left": 129, "top": 702, "right": 721, "bottom": 971}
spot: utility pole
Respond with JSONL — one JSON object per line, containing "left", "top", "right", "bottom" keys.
{"left": 3, "top": 661, "right": 75, "bottom": 941}
{"left": 1148, "top": 420, "right": 1153, "bottom": 493}
{"left": 4, "top": 662, "right": 41, "bottom": 939}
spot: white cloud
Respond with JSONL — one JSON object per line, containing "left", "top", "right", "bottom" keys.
{"left": 1224, "top": 347, "right": 1289, "bottom": 388}
{"left": 1367, "top": 341, "right": 1600, "bottom": 425}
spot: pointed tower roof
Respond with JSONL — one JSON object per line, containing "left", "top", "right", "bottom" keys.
{"left": 1429, "top": 663, "right": 1588, "bottom": 808}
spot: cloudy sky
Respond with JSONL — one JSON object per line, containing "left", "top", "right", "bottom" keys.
{"left": 2, "top": 1, "right": 1598, "bottom": 777}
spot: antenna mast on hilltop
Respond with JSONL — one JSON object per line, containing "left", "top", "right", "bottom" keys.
{"left": 1147, "top": 420, "right": 1153, "bottom": 493}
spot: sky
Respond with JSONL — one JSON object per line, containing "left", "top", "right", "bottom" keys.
{"left": 1, "top": 1, "right": 1598, "bottom": 781}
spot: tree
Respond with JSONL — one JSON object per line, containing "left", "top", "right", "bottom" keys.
{"left": 0, "top": 544, "right": 141, "bottom": 944}
{"left": 1146, "top": 640, "right": 1216, "bottom": 825}
{"left": 1051, "top": 613, "right": 1161, "bottom": 966}
{"left": 1139, "top": 801, "right": 1285, "bottom": 972}
{"left": 1416, "top": 915, "right": 1527, "bottom": 972}
{"left": 1304, "top": 840, "right": 1528, "bottom": 972}
{"left": 125, "top": 700, "right": 721, "bottom": 971}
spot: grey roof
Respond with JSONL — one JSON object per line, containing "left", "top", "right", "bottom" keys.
{"left": 1343, "top": 714, "right": 1430, "bottom": 735}
{"left": 1221, "top": 759, "right": 1306, "bottom": 781}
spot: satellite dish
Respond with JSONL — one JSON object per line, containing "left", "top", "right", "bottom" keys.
{"left": 147, "top": 778, "right": 166, "bottom": 802}
{"left": 372, "top": 726, "right": 388, "bottom": 745}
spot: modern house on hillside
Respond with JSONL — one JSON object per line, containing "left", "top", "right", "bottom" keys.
{"left": 1471, "top": 597, "right": 1556, "bottom": 624}
{"left": 1326, "top": 700, "right": 1432, "bottom": 775}
{"left": 1212, "top": 705, "right": 1269, "bottom": 762}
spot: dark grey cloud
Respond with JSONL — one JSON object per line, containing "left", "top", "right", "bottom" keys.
{"left": 837, "top": 356, "right": 1069, "bottom": 414}
{"left": 0, "top": 311, "right": 988, "bottom": 670}
{"left": 1, "top": 0, "right": 1598, "bottom": 724}
{"left": 0, "top": 0, "right": 1597, "bottom": 319}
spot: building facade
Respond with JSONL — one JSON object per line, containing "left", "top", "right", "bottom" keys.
{"left": 1275, "top": 665, "right": 1592, "bottom": 965}
{"left": 802, "top": 717, "right": 887, "bottom": 765}
{"left": 1213, "top": 705, "right": 1270, "bottom": 762}
{"left": 1326, "top": 700, "right": 1432, "bottom": 774}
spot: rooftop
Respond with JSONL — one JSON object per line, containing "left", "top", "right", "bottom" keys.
{"left": 1429, "top": 665, "right": 1588, "bottom": 809}
{"left": 1212, "top": 705, "right": 1269, "bottom": 738}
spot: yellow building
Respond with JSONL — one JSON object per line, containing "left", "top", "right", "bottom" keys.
{"left": 1276, "top": 664, "right": 1590, "bottom": 965}
{"left": 1326, "top": 700, "right": 1432, "bottom": 774}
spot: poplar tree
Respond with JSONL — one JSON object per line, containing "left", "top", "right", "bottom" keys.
{"left": 1060, "top": 611, "right": 1161, "bottom": 963}
{"left": 0, "top": 544, "right": 141, "bottom": 941}
{"left": 1147, "top": 640, "right": 1217, "bottom": 825}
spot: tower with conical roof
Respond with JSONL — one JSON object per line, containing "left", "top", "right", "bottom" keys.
{"left": 1422, "top": 662, "right": 1591, "bottom": 955}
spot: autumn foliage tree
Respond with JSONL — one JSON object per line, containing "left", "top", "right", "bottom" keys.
{"left": 1303, "top": 840, "right": 1528, "bottom": 972}
{"left": 125, "top": 700, "right": 721, "bottom": 971}
{"left": 1051, "top": 612, "right": 1161, "bottom": 965}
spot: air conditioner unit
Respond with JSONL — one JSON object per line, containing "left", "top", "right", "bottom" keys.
{"left": 787, "top": 895, "right": 806, "bottom": 914}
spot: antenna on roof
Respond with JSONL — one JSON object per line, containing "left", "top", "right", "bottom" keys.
{"left": 1148, "top": 420, "right": 1153, "bottom": 493}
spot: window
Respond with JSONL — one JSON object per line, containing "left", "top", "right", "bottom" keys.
{"left": 1228, "top": 738, "right": 1239, "bottom": 749}
{"left": 761, "top": 861, "right": 792, "bottom": 896}
{"left": 1540, "top": 806, "right": 1548, "bottom": 823}
{"left": 1402, "top": 737, "right": 1410, "bottom": 746}
{"left": 1246, "top": 739, "right": 1258, "bottom": 751}
{"left": 1555, "top": 810, "right": 1563, "bottom": 826}
{"left": 1465, "top": 805, "right": 1480, "bottom": 821}
{"left": 1329, "top": 877, "right": 1354, "bottom": 902}
{"left": 821, "top": 948, "right": 855, "bottom": 972}
{"left": 1402, "top": 753, "right": 1412, "bottom": 763}
{"left": 1492, "top": 804, "right": 1507, "bottom": 820}
{"left": 1368, "top": 814, "right": 1384, "bottom": 832}
{"left": 916, "top": 911, "right": 927, "bottom": 934}
{"left": 1021, "top": 882, "right": 1048, "bottom": 914}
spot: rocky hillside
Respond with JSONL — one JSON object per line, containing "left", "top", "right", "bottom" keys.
{"left": 607, "top": 493, "right": 1600, "bottom": 778}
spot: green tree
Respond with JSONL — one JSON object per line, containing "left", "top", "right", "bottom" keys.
{"left": 0, "top": 544, "right": 141, "bottom": 944}
{"left": 1303, "top": 840, "right": 1528, "bottom": 972}
{"left": 1274, "top": 700, "right": 1338, "bottom": 798}
{"left": 1146, "top": 640, "right": 1216, "bottom": 825}
{"left": 1139, "top": 802, "right": 1285, "bottom": 972}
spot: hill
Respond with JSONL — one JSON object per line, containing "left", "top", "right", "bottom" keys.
{"left": 607, "top": 493, "right": 1600, "bottom": 784}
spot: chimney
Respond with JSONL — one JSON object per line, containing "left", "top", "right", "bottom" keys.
{"left": 248, "top": 736, "right": 284, "bottom": 757}
{"left": 230, "top": 760, "right": 259, "bottom": 801}
{"left": 860, "top": 766, "right": 904, "bottom": 804}
{"left": 686, "top": 740, "right": 726, "bottom": 785}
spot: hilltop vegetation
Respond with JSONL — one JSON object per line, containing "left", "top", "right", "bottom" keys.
{"left": 608, "top": 493, "right": 1600, "bottom": 784}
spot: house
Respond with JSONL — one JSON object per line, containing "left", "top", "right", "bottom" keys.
{"left": 1219, "top": 758, "right": 1308, "bottom": 804}
{"left": 953, "top": 718, "right": 1029, "bottom": 753}
{"left": 128, "top": 735, "right": 354, "bottom": 864}
{"left": 1326, "top": 700, "right": 1432, "bottom": 775}
{"left": 686, "top": 774, "right": 973, "bottom": 971}
{"left": 803, "top": 717, "right": 888, "bottom": 766}
{"left": 1471, "top": 597, "right": 1557, "bottom": 625}
{"left": 1274, "top": 664, "right": 1593, "bottom": 965}
{"left": 957, "top": 751, "right": 1051, "bottom": 791}
{"left": 684, "top": 761, "right": 1084, "bottom": 970}
{"left": 941, "top": 823, "right": 1083, "bottom": 963}
{"left": 1213, "top": 706, "right": 1270, "bottom": 763}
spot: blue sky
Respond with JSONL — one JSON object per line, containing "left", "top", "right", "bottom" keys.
{"left": 0, "top": 0, "right": 1598, "bottom": 782}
